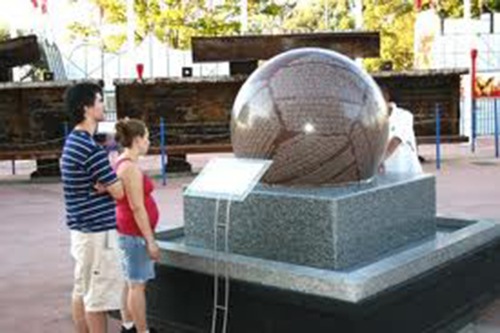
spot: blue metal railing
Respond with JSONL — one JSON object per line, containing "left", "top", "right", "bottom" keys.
{"left": 461, "top": 97, "right": 500, "bottom": 136}
{"left": 435, "top": 104, "right": 441, "bottom": 170}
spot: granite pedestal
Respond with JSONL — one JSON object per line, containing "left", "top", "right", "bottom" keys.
{"left": 185, "top": 174, "right": 436, "bottom": 270}
{"left": 147, "top": 173, "right": 500, "bottom": 333}
{"left": 149, "top": 218, "right": 500, "bottom": 332}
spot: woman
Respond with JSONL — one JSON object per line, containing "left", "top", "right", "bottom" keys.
{"left": 114, "top": 118, "right": 160, "bottom": 333}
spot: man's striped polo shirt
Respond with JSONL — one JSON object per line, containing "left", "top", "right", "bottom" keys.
{"left": 61, "top": 129, "right": 118, "bottom": 232}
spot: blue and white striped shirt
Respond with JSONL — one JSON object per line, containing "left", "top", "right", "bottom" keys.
{"left": 61, "top": 130, "right": 118, "bottom": 232}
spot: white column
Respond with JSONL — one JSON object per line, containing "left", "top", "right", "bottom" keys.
{"left": 149, "top": 33, "right": 154, "bottom": 78}
{"left": 464, "top": 0, "right": 471, "bottom": 21}
{"left": 126, "top": 0, "right": 136, "bottom": 78}
{"left": 241, "top": 0, "right": 248, "bottom": 34}
{"left": 159, "top": 0, "right": 170, "bottom": 77}
{"left": 146, "top": 0, "right": 154, "bottom": 78}
{"left": 324, "top": 0, "right": 329, "bottom": 30}
{"left": 354, "top": 0, "right": 363, "bottom": 30}
{"left": 9, "top": 10, "right": 18, "bottom": 81}
{"left": 462, "top": 0, "right": 473, "bottom": 139}
{"left": 99, "top": 7, "right": 105, "bottom": 81}
{"left": 354, "top": 0, "right": 363, "bottom": 67}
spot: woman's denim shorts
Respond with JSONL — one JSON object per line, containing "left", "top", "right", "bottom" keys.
{"left": 118, "top": 234, "right": 155, "bottom": 283}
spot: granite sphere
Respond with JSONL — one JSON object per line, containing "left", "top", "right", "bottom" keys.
{"left": 231, "top": 48, "right": 389, "bottom": 187}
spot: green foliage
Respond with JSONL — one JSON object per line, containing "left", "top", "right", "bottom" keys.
{"left": 65, "top": 0, "right": 500, "bottom": 69}
{"left": 247, "top": 0, "right": 295, "bottom": 34}
{"left": 363, "top": 0, "right": 415, "bottom": 72}
{"left": 67, "top": 0, "right": 248, "bottom": 50}
{"left": 281, "top": 0, "right": 414, "bottom": 71}
{"left": 0, "top": 23, "right": 9, "bottom": 41}
{"left": 67, "top": 22, "right": 100, "bottom": 40}
{"left": 67, "top": 0, "right": 292, "bottom": 50}
{"left": 488, "top": 0, "right": 500, "bottom": 12}
{"left": 103, "top": 34, "right": 127, "bottom": 51}
{"left": 283, "top": 0, "right": 354, "bottom": 32}
{"left": 421, "top": 0, "right": 500, "bottom": 17}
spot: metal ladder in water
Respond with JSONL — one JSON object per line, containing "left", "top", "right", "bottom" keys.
{"left": 211, "top": 199, "right": 232, "bottom": 333}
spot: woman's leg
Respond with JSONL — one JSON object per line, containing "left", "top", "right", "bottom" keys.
{"left": 128, "top": 282, "right": 148, "bottom": 332}
{"left": 121, "top": 284, "right": 134, "bottom": 327}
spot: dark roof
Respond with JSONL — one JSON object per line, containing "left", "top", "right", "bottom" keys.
{"left": 372, "top": 68, "right": 469, "bottom": 78}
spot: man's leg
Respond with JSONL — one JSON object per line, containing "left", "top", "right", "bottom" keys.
{"left": 72, "top": 295, "right": 88, "bottom": 333}
{"left": 71, "top": 230, "right": 92, "bottom": 333}
{"left": 85, "top": 311, "right": 107, "bottom": 333}
{"left": 85, "top": 230, "right": 127, "bottom": 332}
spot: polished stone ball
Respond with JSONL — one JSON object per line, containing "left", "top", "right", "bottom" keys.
{"left": 230, "top": 48, "right": 389, "bottom": 187}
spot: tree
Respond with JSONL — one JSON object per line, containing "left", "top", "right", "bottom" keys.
{"left": 280, "top": 0, "right": 414, "bottom": 71}
{"left": 421, "top": 0, "right": 500, "bottom": 18}
{"left": 67, "top": 0, "right": 291, "bottom": 51}
{"left": 283, "top": 0, "right": 354, "bottom": 33}
{"left": 362, "top": 0, "right": 415, "bottom": 72}
{"left": 67, "top": 0, "right": 217, "bottom": 51}
{"left": 0, "top": 24, "right": 8, "bottom": 41}
{"left": 67, "top": 0, "right": 266, "bottom": 51}
{"left": 67, "top": 0, "right": 500, "bottom": 70}
{"left": 487, "top": 0, "right": 500, "bottom": 12}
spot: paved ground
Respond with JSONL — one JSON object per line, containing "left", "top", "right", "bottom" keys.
{"left": 1, "top": 139, "right": 500, "bottom": 332}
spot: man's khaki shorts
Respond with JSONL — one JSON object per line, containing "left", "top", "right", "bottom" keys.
{"left": 70, "top": 229, "right": 125, "bottom": 312}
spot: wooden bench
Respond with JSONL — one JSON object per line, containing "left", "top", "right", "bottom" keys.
{"left": 417, "top": 135, "right": 469, "bottom": 145}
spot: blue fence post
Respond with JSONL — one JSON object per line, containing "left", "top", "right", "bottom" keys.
{"left": 495, "top": 99, "right": 499, "bottom": 158}
{"left": 471, "top": 99, "right": 477, "bottom": 153}
{"left": 436, "top": 103, "right": 441, "bottom": 170}
{"left": 160, "top": 117, "right": 167, "bottom": 186}
{"left": 63, "top": 122, "right": 69, "bottom": 140}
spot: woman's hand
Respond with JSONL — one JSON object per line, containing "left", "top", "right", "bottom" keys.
{"left": 146, "top": 240, "right": 161, "bottom": 262}
{"left": 378, "top": 163, "right": 385, "bottom": 174}
{"left": 94, "top": 182, "right": 107, "bottom": 194}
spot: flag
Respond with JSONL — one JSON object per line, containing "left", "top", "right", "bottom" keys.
{"left": 415, "top": 0, "right": 422, "bottom": 10}
{"left": 41, "top": 0, "right": 48, "bottom": 14}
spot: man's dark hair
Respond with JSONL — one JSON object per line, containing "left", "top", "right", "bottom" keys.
{"left": 64, "top": 82, "right": 103, "bottom": 126}
{"left": 379, "top": 84, "right": 391, "bottom": 101}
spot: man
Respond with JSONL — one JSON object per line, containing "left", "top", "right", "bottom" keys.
{"left": 380, "top": 86, "right": 423, "bottom": 175}
{"left": 61, "top": 83, "right": 134, "bottom": 333}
